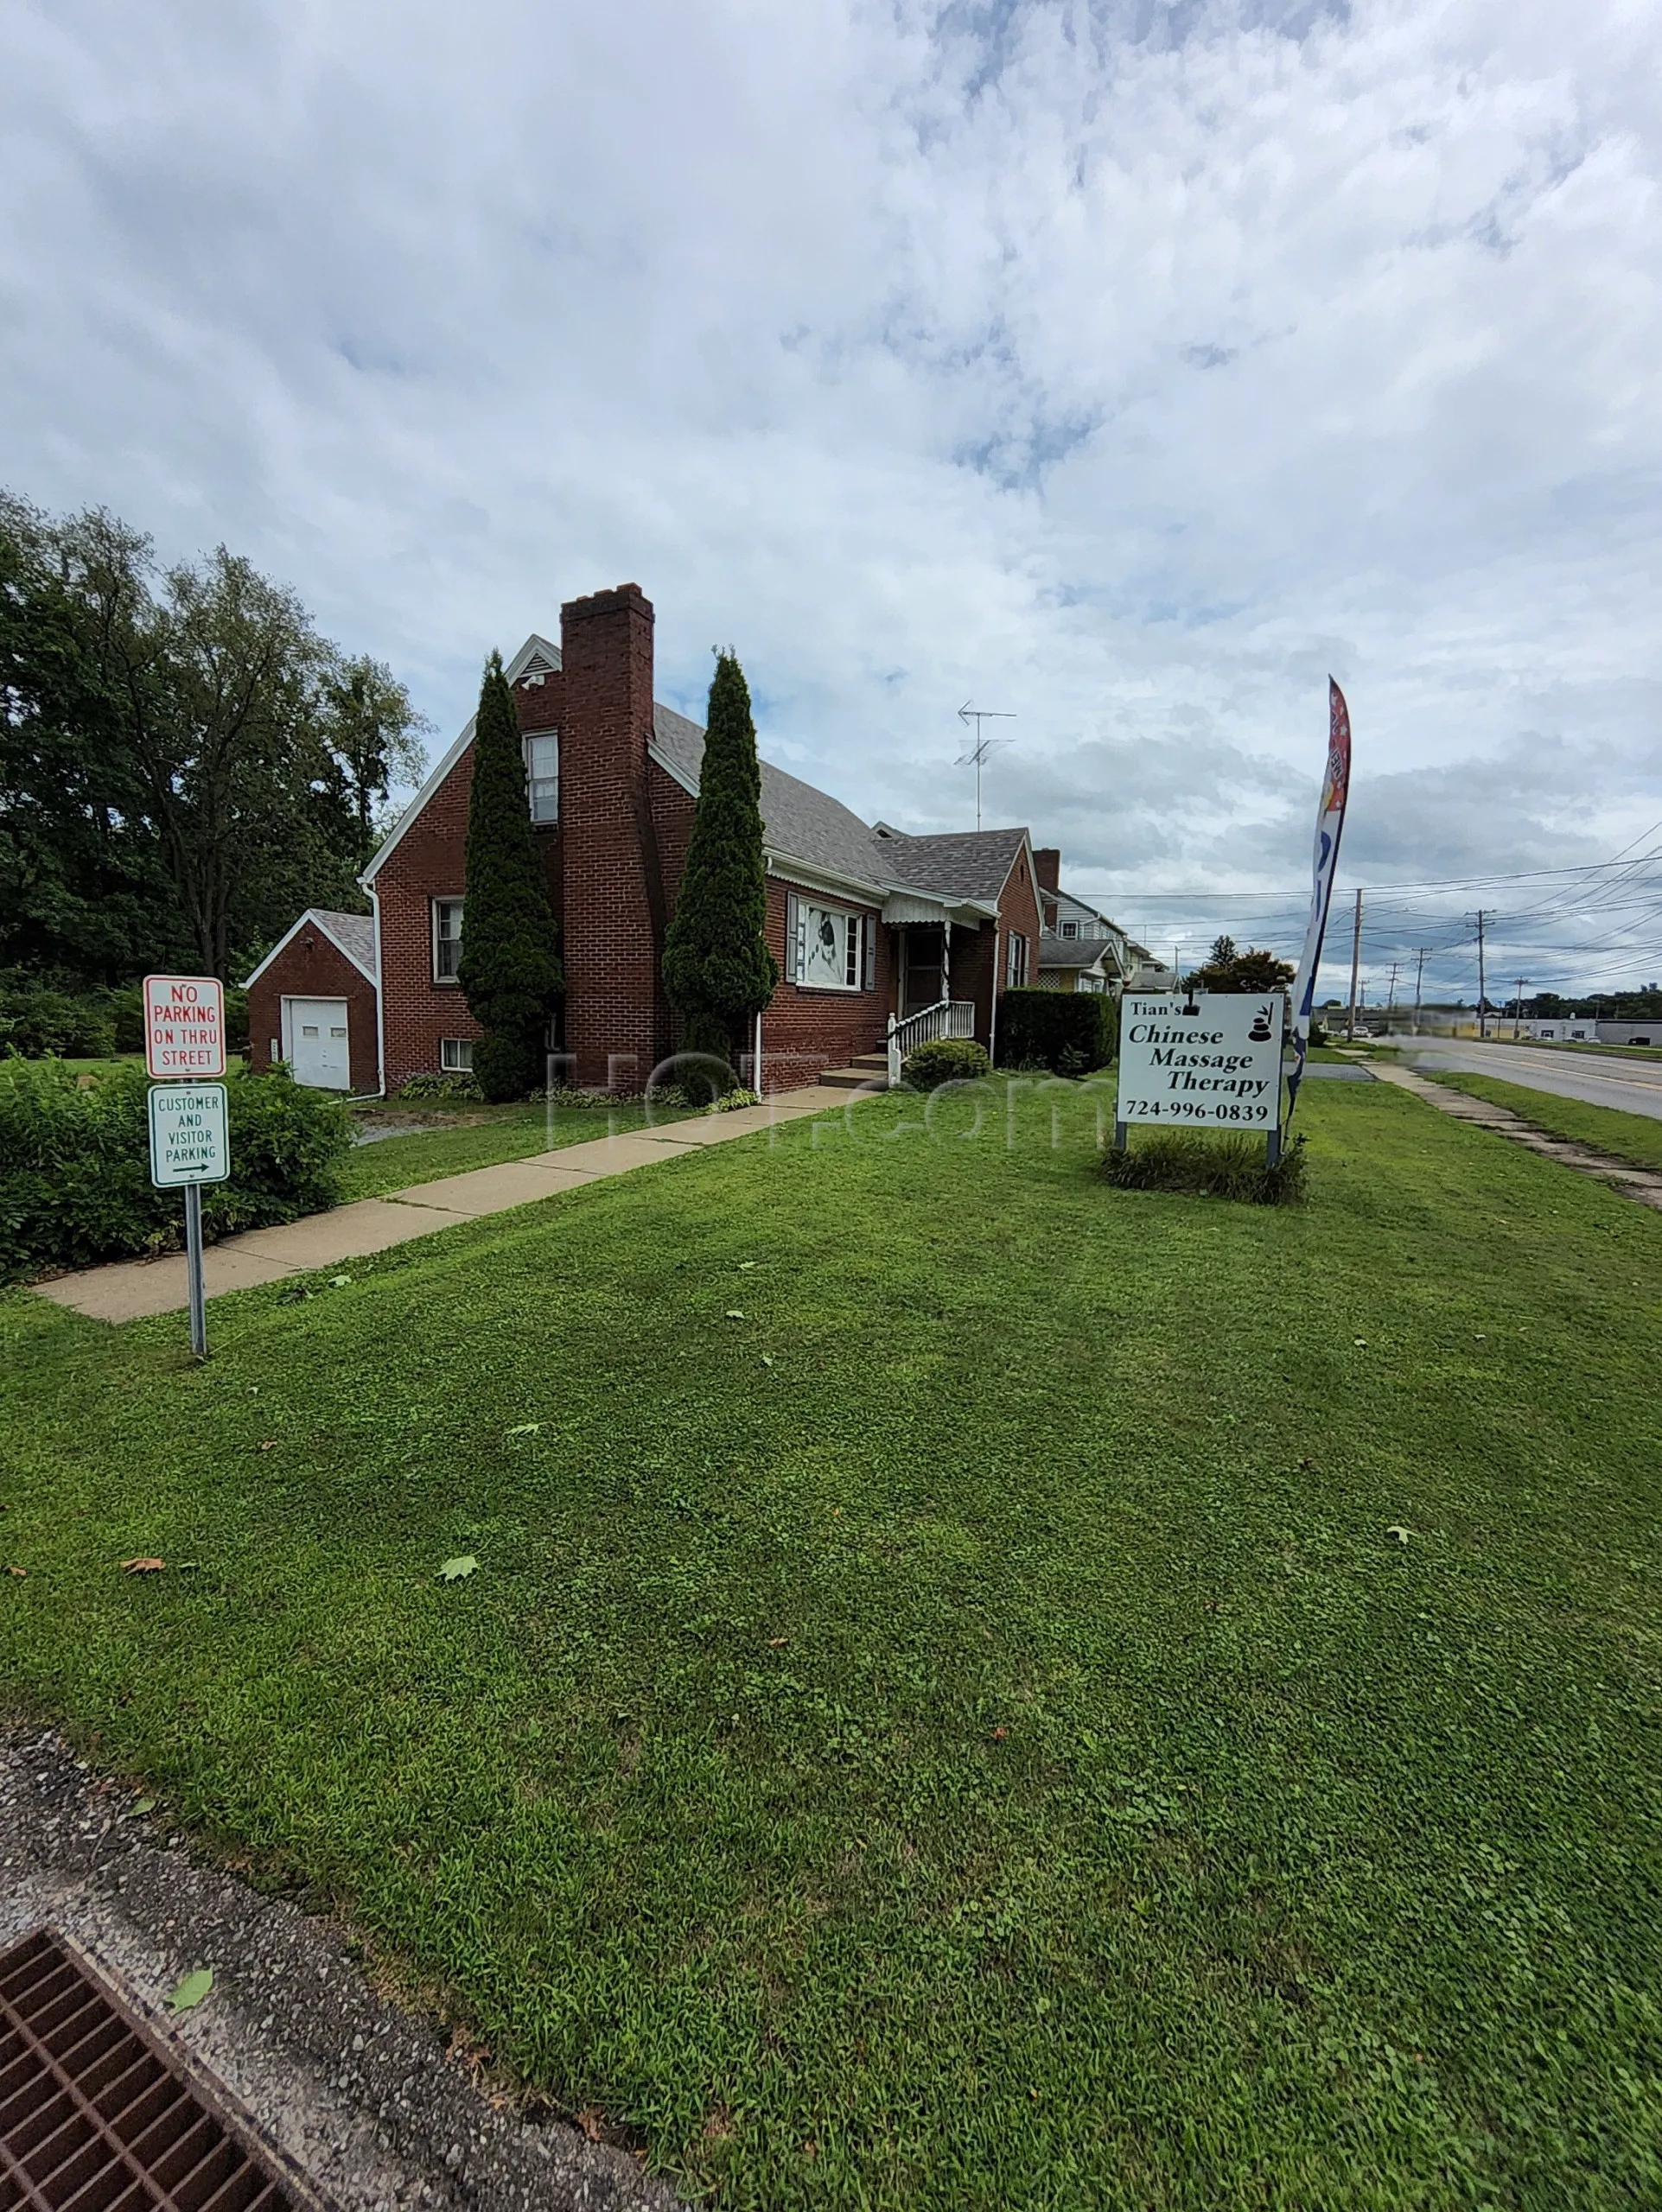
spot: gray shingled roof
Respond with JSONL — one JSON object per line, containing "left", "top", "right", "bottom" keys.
{"left": 652, "top": 703, "right": 1016, "bottom": 901}
{"left": 313, "top": 909, "right": 377, "bottom": 976}
{"left": 1038, "top": 933, "right": 1119, "bottom": 971}
{"left": 874, "top": 827, "right": 1027, "bottom": 904}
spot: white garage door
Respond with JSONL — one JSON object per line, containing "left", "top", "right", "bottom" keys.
{"left": 284, "top": 997, "right": 351, "bottom": 1090}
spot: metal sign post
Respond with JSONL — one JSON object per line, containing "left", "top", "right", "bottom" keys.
{"left": 183, "top": 1183, "right": 208, "bottom": 1357}
{"left": 147, "top": 1062, "right": 231, "bottom": 1361}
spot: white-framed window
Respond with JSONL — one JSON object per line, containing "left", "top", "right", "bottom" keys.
{"left": 1005, "top": 931, "right": 1028, "bottom": 988}
{"left": 525, "top": 732, "right": 558, "bottom": 823}
{"left": 1060, "top": 919, "right": 1079, "bottom": 938}
{"left": 786, "top": 894, "right": 874, "bottom": 992}
{"left": 433, "top": 898, "right": 463, "bottom": 980}
{"left": 441, "top": 1038, "right": 474, "bottom": 1072}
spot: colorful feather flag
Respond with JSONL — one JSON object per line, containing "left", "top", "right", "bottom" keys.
{"left": 1286, "top": 679, "right": 1352, "bottom": 1119}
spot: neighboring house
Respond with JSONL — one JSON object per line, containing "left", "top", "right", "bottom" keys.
{"left": 245, "top": 581, "right": 1067, "bottom": 1096}
{"left": 244, "top": 909, "right": 379, "bottom": 1093}
{"left": 1035, "top": 936, "right": 1120, "bottom": 994}
{"left": 1032, "top": 854, "right": 1141, "bottom": 992}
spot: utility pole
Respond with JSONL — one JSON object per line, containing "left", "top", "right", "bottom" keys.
{"left": 1513, "top": 977, "right": 1530, "bottom": 1040}
{"left": 1412, "top": 946, "right": 1429, "bottom": 1033}
{"left": 1386, "top": 960, "right": 1400, "bottom": 1025}
{"left": 1346, "top": 887, "right": 1363, "bottom": 1041}
{"left": 1475, "top": 909, "right": 1488, "bottom": 1039}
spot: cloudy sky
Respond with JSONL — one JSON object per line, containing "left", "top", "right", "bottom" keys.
{"left": 4, "top": 0, "right": 1660, "bottom": 1000}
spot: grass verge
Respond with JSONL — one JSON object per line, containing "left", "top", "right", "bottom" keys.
{"left": 3, "top": 1081, "right": 1662, "bottom": 2208}
{"left": 1423, "top": 1069, "right": 1662, "bottom": 1174}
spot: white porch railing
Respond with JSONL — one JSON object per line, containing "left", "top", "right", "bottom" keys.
{"left": 887, "top": 1000, "right": 977, "bottom": 1086}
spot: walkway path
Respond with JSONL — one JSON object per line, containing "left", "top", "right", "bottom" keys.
{"left": 1367, "top": 1058, "right": 1662, "bottom": 1212}
{"left": 35, "top": 1084, "right": 863, "bottom": 1325}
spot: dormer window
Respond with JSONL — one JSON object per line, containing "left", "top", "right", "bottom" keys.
{"left": 525, "top": 733, "right": 558, "bottom": 823}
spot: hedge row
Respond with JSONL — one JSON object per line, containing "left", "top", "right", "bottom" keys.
{"left": 0, "top": 1059, "right": 351, "bottom": 1282}
{"left": 995, "top": 988, "right": 1115, "bottom": 1074}
{"left": 0, "top": 975, "right": 250, "bottom": 1061}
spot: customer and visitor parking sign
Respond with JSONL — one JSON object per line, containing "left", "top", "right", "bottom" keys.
{"left": 147, "top": 1083, "right": 229, "bottom": 1187}
{"left": 1117, "top": 992, "right": 1285, "bottom": 1130}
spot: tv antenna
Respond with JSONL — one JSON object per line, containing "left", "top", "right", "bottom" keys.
{"left": 956, "top": 702, "right": 1016, "bottom": 831}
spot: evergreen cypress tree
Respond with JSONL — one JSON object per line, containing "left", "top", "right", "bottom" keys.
{"left": 662, "top": 651, "right": 779, "bottom": 1077}
{"left": 456, "top": 652, "right": 563, "bottom": 1099}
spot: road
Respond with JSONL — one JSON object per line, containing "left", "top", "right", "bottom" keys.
{"left": 1385, "top": 1035, "right": 1662, "bottom": 1122}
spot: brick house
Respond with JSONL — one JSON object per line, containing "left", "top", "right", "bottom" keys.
{"left": 246, "top": 582, "right": 1089, "bottom": 1096}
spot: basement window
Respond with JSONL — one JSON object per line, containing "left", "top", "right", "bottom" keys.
{"left": 441, "top": 1038, "right": 474, "bottom": 1072}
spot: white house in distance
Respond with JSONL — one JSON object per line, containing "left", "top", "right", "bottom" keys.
{"left": 1033, "top": 851, "right": 1145, "bottom": 995}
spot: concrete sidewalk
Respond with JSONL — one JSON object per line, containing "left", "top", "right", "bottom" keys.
{"left": 34, "top": 1084, "right": 867, "bottom": 1325}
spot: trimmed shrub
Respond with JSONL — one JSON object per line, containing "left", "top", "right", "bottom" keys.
{"left": 397, "top": 1072, "right": 483, "bottom": 1103}
{"left": 1100, "top": 1129, "right": 1307, "bottom": 1206}
{"left": 996, "top": 988, "right": 1114, "bottom": 1074}
{"left": 708, "top": 1087, "right": 761, "bottom": 1114}
{"left": 903, "top": 1037, "right": 992, "bottom": 1090}
{"left": 0, "top": 1059, "right": 352, "bottom": 1282}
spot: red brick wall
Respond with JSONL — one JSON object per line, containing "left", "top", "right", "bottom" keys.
{"left": 753, "top": 877, "right": 894, "bottom": 1091}
{"left": 952, "top": 919, "right": 997, "bottom": 1052}
{"left": 376, "top": 748, "right": 481, "bottom": 1092}
{"left": 246, "top": 928, "right": 378, "bottom": 1095}
{"left": 646, "top": 763, "right": 891, "bottom": 1090}
{"left": 560, "top": 585, "right": 665, "bottom": 1089}
{"left": 991, "top": 844, "right": 1043, "bottom": 1061}
{"left": 374, "top": 671, "right": 565, "bottom": 1094}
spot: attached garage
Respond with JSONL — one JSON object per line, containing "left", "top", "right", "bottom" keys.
{"left": 244, "top": 908, "right": 380, "bottom": 1096}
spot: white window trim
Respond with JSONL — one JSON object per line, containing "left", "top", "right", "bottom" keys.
{"left": 432, "top": 897, "right": 463, "bottom": 982}
{"left": 441, "top": 1038, "right": 474, "bottom": 1072}
{"left": 786, "top": 893, "right": 875, "bottom": 994}
{"left": 525, "top": 731, "right": 559, "bottom": 824}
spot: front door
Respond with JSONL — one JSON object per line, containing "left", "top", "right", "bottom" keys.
{"left": 903, "top": 925, "right": 945, "bottom": 1015}
{"left": 284, "top": 997, "right": 351, "bottom": 1090}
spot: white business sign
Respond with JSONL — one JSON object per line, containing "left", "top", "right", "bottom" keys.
{"left": 1117, "top": 993, "right": 1284, "bottom": 1129}
{"left": 148, "top": 1083, "right": 230, "bottom": 1187}
{"left": 143, "top": 974, "right": 226, "bottom": 1079}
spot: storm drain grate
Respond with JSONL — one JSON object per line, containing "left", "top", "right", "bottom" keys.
{"left": 0, "top": 1929, "right": 308, "bottom": 2212}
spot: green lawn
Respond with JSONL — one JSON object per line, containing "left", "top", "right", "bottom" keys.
{"left": 3, "top": 1082, "right": 1662, "bottom": 2209}
{"left": 1425, "top": 1070, "right": 1662, "bottom": 1175}
{"left": 1496, "top": 1039, "right": 1662, "bottom": 1063}
{"left": 341, "top": 1096, "right": 693, "bottom": 1201}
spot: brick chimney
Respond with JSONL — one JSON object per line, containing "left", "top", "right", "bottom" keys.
{"left": 1034, "top": 847, "right": 1061, "bottom": 894}
{"left": 558, "top": 584, "right": 665, "bottom": 1088}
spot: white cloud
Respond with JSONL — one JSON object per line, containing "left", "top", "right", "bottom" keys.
{"left": 3, "top": 0, "right": 1660, "bottom": 995}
